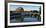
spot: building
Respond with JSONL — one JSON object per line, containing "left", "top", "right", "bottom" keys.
{"left": 16, "top": 7, "right": 24, "bottom": 13}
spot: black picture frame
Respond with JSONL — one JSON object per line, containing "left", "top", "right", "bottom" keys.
{"left": 5, "top": 1, "right": 44, "bottom": 28}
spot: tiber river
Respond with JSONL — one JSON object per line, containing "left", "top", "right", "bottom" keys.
{"left": 10, "top": 13, "right": 41, "bottom": 23}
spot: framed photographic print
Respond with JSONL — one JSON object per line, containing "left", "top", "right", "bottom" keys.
{"left": 5, "top": 1, "right": 44, "bottom": 27}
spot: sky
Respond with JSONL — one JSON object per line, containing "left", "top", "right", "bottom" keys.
{"left": 10, "top": 5, "right": 40, "bottom": 11}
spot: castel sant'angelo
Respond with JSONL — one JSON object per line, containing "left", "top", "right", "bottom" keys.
{"left": 16, "top": 7, "right": 24, "bottom": 13}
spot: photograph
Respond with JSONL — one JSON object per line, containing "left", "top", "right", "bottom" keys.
{"left": 10, "top": 5, "right": 41, "bottom": 23}
{"left": 7, "top": 1, "right": 44, "bottom": 26}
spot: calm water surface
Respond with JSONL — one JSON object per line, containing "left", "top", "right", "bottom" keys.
{"left": 10, "top": 16, "right": 40, "bottom": 23}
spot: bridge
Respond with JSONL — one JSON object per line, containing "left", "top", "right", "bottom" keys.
{"left": 10, "top": 12, "right": 40, "bottom": 18}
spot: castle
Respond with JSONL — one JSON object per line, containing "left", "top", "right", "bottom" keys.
{"left": 16, "top": 7, "right": 24, "bottom": 13}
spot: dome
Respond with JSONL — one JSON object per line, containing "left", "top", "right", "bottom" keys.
{"left": 16, "top": 7, "right": 24, "bottom": 13}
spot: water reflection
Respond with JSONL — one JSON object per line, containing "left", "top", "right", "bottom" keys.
{"left": 10, "top": 12, "right": 41, "bottom": 23}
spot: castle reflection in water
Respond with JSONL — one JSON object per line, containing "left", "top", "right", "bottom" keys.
{"left": 10, "top": 7, "right": 41, "bottom": 23}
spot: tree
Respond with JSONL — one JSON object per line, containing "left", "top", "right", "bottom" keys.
{"left": 32, "top": 10, "right": 38, "bottom": 13}
{"left": 39, "top": 6, "right": 41, "bottom": 14}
